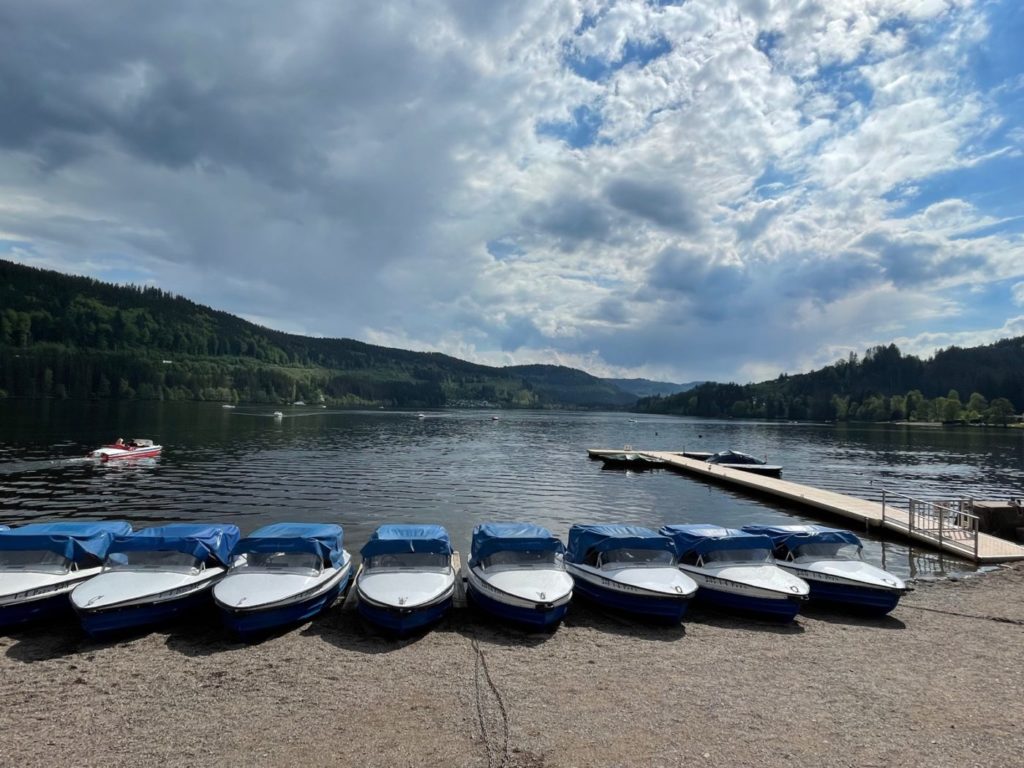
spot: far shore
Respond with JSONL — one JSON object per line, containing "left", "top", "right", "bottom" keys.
{"left": 2, "top": 566, "right": 1023, "bottom": 767}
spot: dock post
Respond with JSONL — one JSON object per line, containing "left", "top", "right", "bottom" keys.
{"left": 939, "top": 501, "right": 944, "bottom": 545}
{"left": 881, "top": 489, "right": 886, "bottom": 525}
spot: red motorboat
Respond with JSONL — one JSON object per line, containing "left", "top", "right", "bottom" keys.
{"left": 89, "top": 439, "right": 162, "bottom": 461}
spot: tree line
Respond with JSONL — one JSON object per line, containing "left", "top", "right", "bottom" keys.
{"left": 0, "top": 259, "right": 632, "bottom": 408}
{"left": 637, "top": 342, "right": 1022, "bottom": 424}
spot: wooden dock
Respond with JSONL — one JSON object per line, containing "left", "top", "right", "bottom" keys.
{"left": 588, "top": 449, "right": 1024, "bottom": 564}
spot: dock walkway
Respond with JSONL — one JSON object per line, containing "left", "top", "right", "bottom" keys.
{"left": 588, "top": 449, "right": 1024, "bottom": 563}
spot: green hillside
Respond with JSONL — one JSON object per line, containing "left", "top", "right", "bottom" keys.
{"left": 637, "top": 342, "right": 1021, "bottom": 424}
{"left": 0, "top": 259, "right": 635, "bottom": 408}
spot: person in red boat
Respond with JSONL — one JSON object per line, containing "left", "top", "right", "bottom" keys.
{"left": 115, "top": 438, "right": 124, "bottom": 447}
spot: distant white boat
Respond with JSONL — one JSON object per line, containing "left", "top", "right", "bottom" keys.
{"left": 293, "top": 400, "right": 305, "bottom": 406}
{"left": 417, "top": 413, "right": 426, "bottom": 419}
{"left": 222, "top": 404, "right": 236, "bottom": 409}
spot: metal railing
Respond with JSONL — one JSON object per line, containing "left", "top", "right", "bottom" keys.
{"left": 880, "top": 489, "right": 980, "bottom": 561}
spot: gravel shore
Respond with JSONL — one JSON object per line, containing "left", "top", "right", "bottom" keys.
{"left": 2, "top": 565, "right": 1023, "bottom": 768}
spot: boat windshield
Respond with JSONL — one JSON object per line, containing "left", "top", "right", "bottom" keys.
{"left": 0, "top": 549, "right": 72, "bottom": 573}
{"left": 792, "top": 542, "right": 861, "bottom": 561}
{"left": 598, "top": 549, "right": 675, "bottom": 568}
{"left": 701, "top": 548, "right": 773, "bottom": 564}
{"left": 481, "top": 550, "right": 558, "bottom": 568}
{"left": 107, "top": 550, "right": 202, "bottom": 572}
{"left": 365, "top": 553, "right": 449, "bottom": 570}
{"left": 243, "top": 551, "right": 322, "bottom": 573}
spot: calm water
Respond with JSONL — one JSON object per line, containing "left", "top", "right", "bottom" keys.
{"left": 2, "top": 400, "right": 1023, "bottom": 578}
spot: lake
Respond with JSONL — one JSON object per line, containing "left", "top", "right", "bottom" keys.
{"left": 2, "top": 400, "right": 1023, "bottom": 578}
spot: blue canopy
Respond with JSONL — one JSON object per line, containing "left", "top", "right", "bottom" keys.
{"left": 361, "top": 524, "right": 452, "bottom": 558}
{"left": 565, "top": 524, "right": 675, "bottom": 564}
{"left": 109, "top": 523, "right": 240, "bottom": 566}
{"left": 0, "top": 521, "right": 133, "bottom": 563}
{"left": 742, "top": 524, "right": 862, "bottom": 553}
{"left": 234, "top": 523, "right": 345, "bottom": 568}
{"left": 469, "top": 523, "right": 564, "bottom": 567}
{"left": 660, "top": 524, "right": 773, "bottom": 557}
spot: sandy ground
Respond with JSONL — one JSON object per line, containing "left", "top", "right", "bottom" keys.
{"left": 2, "top": 567, "right": 1023, "bottom": 768}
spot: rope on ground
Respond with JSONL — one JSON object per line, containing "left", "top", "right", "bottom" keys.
{"left": 471, "top": 634, "right": 512, "bottom": 768}
{"left": 901, "top": 604, "right": 1024, "bottom": 626}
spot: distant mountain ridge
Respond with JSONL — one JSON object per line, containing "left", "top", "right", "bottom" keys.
{"left": 637, "top": 340, "right": 1022, "bottom": 423}
{"left": 0, "top": 258, "right": 637, "bottom": 408}
{"left": 603, "top": 377, "right": 701, "bottom": 398}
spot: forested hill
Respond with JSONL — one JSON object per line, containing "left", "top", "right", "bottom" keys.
{"left": 637, "top": 341, "right": 1023, "bottom": 423}
{"left": 0, "top": 259, "right": 634, "bottom": 408}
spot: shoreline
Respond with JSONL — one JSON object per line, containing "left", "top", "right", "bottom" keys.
{"left": 2, "top": 565, "right": 1023, "bottom": 767}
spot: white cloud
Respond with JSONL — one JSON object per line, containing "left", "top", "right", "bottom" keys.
{"left": 1, "top": 0, "right": 1022, "bottom": 385}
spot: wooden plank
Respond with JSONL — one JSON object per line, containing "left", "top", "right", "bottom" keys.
{"left": 341, "top": 563, "right": 362, "bottom": 611}
{"left": 452, "top": 551, "right": 466, "bottom": 608}
{"left": 588, "top": 448, "right": 1024, "bottom": 564}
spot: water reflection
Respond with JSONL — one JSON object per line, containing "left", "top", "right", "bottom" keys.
{"left": 1, "top": 401, "right": 1021, "bottom": 580}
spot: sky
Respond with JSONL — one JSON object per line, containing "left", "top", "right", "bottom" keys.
{"left": 2, "top": 0, "right": 1023, "bottom": 384}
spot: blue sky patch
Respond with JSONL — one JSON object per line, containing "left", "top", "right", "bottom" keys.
{"left": 486, "top": 239, "right": 525, "bottom": 262}
{"left": 566, "top": 36, "right": 672, "bottom": 82}
{"left": 536, "top": 104, "right": 603, "bottom": 149}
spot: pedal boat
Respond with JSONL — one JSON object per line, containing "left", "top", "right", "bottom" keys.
{"left": 661, "top": 524, "right": 810, "bottom": 622}
{"left": 465, "top": 522, "right": 573, "bottom": 630}
{"left": 742, "top": 524, "right": 909, "bottom": 614}
{"left": 0, "top": 521, "right": 132, "bottom": 629}
{"left": 565, "top": 524, "right": 697, "bottom": 623}
{"left": 213, "top": 523, "right": 352, "bottom": 640}
{"left": 88, "top": 439, "right": 162, "bottom": 461}
{"left": 356, "top": 524, "right": 456, "bottom": 636}
{"left": 71, "top": 523, "right": 239, "bottom": 638}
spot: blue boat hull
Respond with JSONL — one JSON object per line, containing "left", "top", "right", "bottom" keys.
{"left": 804, "top": 579, "right": 903, "bottom": 615}
{"left": 694, "top": 586, "right": 803, "bottom": 622}
{"left": 219, "top": 573, "right": 349, "bottom": 640}
{"left": 571, "top": 576, "right": 690, "bottom": 623}
{"left": 77, "top": 588, "right": 214, "bottom": 639}
{"left": 357, "top": 594, "right": 453, "bottom": 636}
{"left": 467, "top": 584, "right": 567, "bottom": 630}
{"left": 0, "top": 593, "right": 74, "bottom": 630}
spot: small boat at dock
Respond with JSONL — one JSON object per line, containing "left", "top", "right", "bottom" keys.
{"left": 466, "top": 523, "right": 573, "bottom": 630}
{"left": 661, "top": 524, "right": 809, "bottom": 621}
{"left": 742, "top": 524, "right": 909, "bottom": 614}
{"left": 0, "top": 521, "right": 132, "bottom": 628}
{"left": 705, "top": 450, "right": 781, "bottom": 476}
{"left": 356, "top": 524, "right": 456, "bottom": 636}
{"left": 88, "top": 439, "right": 162, "bottom": 461}
{"left": 564, "top": 524, "right": 697, "bottom": 623}
{"left": 213, "top": 523, "right": 352, "bottom": 639}
{"left": 71, "top": 523, "right": 239, "bottom": 638}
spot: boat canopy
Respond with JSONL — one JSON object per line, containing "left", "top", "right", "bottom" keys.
{"left": 361, "top": 524, "right": 452, "bottom": 558}
{"left": 742, "top": 524, "right": 862, "bottom": 553}
{"left": 707, "top": 450, "right": 764, "bottom": 465}
{"left": 109, "top": 523, "right": 240, "bottom": 566}
{"left": 565, "top": 524, "right": 675, "bottom": 563}
{"left": 0, "top": 521, "right": 133, "bottom": 563}
{"left": 470, "top": 523, "right": 564, "bottom": 567}
{"left": 234, "top": 523, "right": 345, "bottom": 568}
{"left": 660, "top": 524, "right": 773, "bottom": 557}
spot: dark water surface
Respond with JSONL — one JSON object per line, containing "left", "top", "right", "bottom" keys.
{"left": 2, "top": 401, "right": 1023, "bottom": 578}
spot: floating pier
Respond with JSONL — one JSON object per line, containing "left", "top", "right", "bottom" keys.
{"left": 588, "top": 449, "right": 1024, "bottom": 564}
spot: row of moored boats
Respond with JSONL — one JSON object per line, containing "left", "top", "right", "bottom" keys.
{"left": 0, "top": 520, "right": 909, "bottom": 640}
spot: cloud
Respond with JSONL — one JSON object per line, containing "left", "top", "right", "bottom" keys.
{"left": 1, "top": 0, "right": 1023, "bottom": 386}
